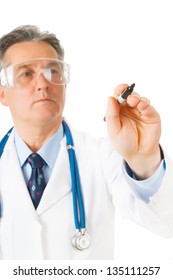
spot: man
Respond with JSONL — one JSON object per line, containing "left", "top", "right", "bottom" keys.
{"left": 0, "top": 25, "right": 172, "bottom": 260}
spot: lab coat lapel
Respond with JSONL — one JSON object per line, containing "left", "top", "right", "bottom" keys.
{"left": 1, "top": 139, "right": 37, "bottom": 220}
{"left": 37, "top": 137, "right": 72, "bottom": 215}
{"left": 1, "top": 125, "right": 74, "bottom": 216}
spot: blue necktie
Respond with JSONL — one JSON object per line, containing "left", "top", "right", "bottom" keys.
{"left": 27, "top": 153, "right": 46, "bottom": 209}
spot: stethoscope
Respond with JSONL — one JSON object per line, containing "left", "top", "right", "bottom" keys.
{"left": 62, "top": 120, "right": 91, "bottom": 251}
{"left": 0, "top": 120, "right": 91, "bottom": 251}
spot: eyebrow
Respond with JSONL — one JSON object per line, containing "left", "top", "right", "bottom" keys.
{"left": 44, "top": 61, "right": 62, "bottom": 68}
{"left": 14, "top": 64, "right": 34, "bottom": 70}
{"left": 14, "top": 61, "right": 61, "bottom": 70}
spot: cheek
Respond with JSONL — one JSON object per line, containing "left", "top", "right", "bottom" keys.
{"left": 61, "top": 86, "right": 66, "bottom": 102}
{"left": 7, "top": 91, "right": 30, "bottom": 115}
{"left": 54, "top": 86, "right": 66, "bottom": 105}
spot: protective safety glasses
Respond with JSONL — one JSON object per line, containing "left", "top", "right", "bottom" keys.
{"left": 0, "top": 58, "right": 70, "bottom": 90}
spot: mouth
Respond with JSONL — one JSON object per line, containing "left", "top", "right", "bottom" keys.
{"left": 34, "top": 98, "right": 54, "bottom": 104}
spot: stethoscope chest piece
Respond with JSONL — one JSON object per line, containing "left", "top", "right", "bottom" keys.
{"left": 72, "top": 231, "right": 91, "bottom": 251}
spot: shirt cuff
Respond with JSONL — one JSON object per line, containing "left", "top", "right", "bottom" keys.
{"left": 123, "top": 159, "right": 166, "bottom": 203}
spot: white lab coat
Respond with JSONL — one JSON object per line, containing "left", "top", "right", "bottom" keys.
{"left": 0, "top": 125, "right": 173, "bottom": 260}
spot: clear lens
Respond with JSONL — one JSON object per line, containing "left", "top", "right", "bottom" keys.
{"left": 0, "top": 58, "right": 70, "bottom": 89}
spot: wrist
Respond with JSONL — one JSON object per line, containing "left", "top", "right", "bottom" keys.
{"left": 125, "top": 146, "right": 162, "bottom": 180}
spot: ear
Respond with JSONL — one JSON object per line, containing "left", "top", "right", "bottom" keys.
{"left": 0, "top": 86, "right": 9, "bottom": 106}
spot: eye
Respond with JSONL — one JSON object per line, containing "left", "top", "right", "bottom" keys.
{"left": 14, "top": 66, "right": 35, "bottom": 79}
{"left": 20, "top": 71, "right": 33, "bottom": 77}
{"left": 50, "top": 68, "right": 61, "bottom": 75}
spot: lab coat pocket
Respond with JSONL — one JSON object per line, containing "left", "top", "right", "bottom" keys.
{"left": 0, "top": 217, "right": 14, "bottom": 260}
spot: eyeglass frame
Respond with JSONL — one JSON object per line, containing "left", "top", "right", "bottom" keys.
{"left": 0, "top": 58, "right": 70, "bottom": 89}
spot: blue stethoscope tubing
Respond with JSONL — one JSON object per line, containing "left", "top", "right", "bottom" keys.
{"left": 0, "top": 120, "right": 90, "bottom": 250}
{"left": 62, "top": 120, "right": 85, "bottom": 231}
{"left": 0, "top": 127, "right": 13, "bottom": 157}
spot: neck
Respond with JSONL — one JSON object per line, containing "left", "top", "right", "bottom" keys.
{"left": 15, "top": 118, "right": 62, "bottom": 152}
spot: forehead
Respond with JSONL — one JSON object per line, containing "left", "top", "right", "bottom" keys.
{"left": 3, "top": 41, "right": 59, "bottom": 66}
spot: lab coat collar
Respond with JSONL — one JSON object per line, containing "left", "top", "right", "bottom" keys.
{"left": 1, "top": 123, "right": 80, "bottom": 217}
{"left": 37, "top": 120, "right": 79, "bottom": 214}
{"left": 0, "top": 134, "right": 39, "bottom": 220}
{"left": 36, "top": 136, "right": 72, "bottom": 215}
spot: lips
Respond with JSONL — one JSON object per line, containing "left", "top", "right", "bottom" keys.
{"left": 34, "top": 97, "right": 54, "bottom": 104}
{"left": 37, "top": 98, "right": 51, "bottom": 102}
{"left": 33, "top": 91, "right": 56, "bottom": 105}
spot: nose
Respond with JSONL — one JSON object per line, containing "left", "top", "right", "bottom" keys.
{"left": 36, "top": 72, "right": 49, "bottom": 91}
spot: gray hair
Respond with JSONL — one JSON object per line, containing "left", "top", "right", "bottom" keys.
{"left": 0, "top": 25, "right": 64, "bottom": 67}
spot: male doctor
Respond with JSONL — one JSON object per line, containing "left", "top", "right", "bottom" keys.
{"left": 0, "top": 25, "right": 173, "bottom": 260}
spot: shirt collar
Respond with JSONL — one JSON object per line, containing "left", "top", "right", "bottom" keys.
{"left": 14, "top": 125, "right": 64, "bottom": 169}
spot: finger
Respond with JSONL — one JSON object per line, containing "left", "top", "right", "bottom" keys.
{"left": 127, "top": 94, "right": 150, "bottom": 109}
{"left": 138, "top": 105, "right": 160, "bottom": 119}
{"left": 105, "top": 96, "right": 122, "bottom": 136}
{"left": 126, "top": 94, "right": 141, "bottom": 107}
{"left": 140, "top": 96, "right": 150, "bottom": 103}
{"left": 137, "top": 98, "right": 150, "bottom": 112}
{"left": 113, "top": 83, "right": 128, "bottom": 98}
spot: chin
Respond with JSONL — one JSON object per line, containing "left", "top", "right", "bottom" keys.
{"left": 33, "top": 111, "right": 60, "bottom": 123}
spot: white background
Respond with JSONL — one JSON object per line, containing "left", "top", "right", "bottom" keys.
{"left": 0, "top": 0, "right": 173, "bottom": 266}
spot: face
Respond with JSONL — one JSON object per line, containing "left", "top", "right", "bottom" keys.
{"left": 0, "top": 41, "right": 66, "bottom": 128}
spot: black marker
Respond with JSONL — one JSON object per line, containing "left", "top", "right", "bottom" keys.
{"left": 117, "top": 83, "right": 135, "bottom": 104}
{"left": 103, "top": 83, "right": 135, "bottom": 121}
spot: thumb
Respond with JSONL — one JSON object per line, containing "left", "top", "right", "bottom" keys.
{"left": 105, "top": 96, "right": 122, "bottom": 138}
